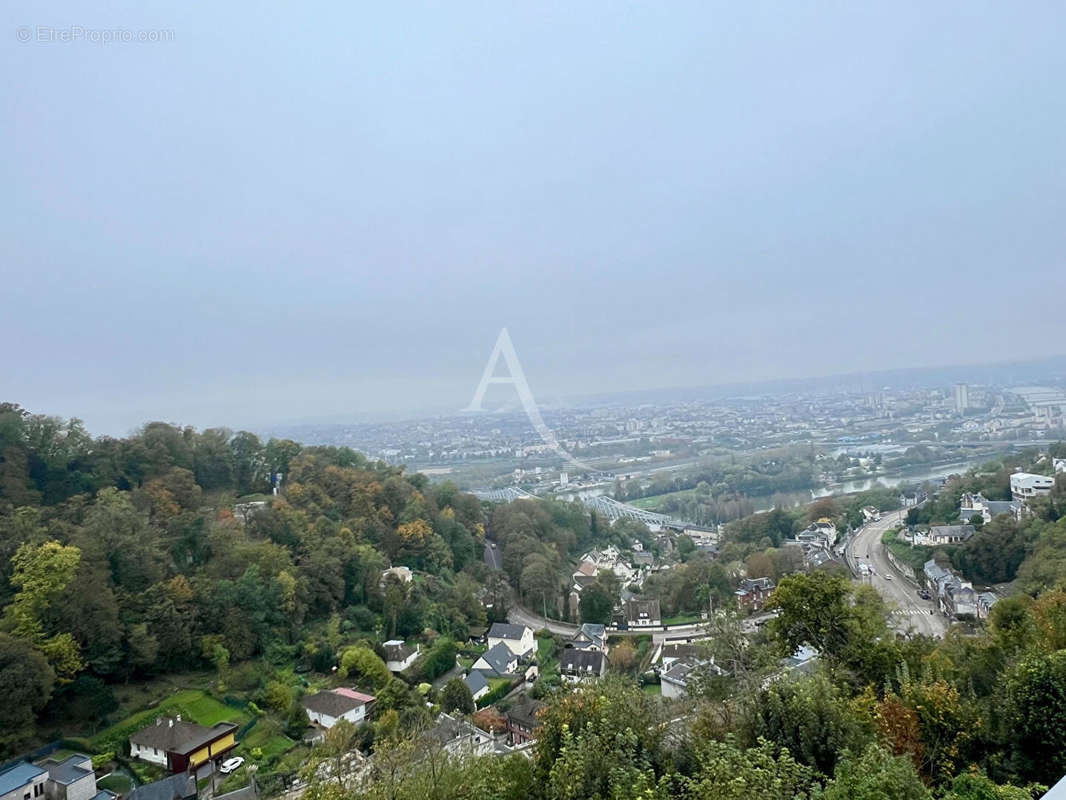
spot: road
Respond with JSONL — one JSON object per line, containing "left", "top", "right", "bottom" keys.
{"left": 847, "top": 510, "right": 947, "bottom": 638}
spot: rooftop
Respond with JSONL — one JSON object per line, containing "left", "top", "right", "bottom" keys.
{"left": 130, "top": 718, "right": 238, "bottom": 756}
{"left": 0, "top": 763, "right": 46, "bottom": 797}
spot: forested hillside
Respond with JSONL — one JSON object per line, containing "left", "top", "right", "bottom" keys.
{"left": 0, "top": 402, "right": 495, "bottom": 750}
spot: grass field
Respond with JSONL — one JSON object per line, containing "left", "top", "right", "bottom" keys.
{"left": 629, "top": 489, "right": 698, "bottom": 511}
{"left": 642, "top": 683, "right": 662, "bottom": 696}
{"left": 89, "top": 690, "right": 252, "bottom": 752}
{"left": 661, "top": 614, "right": 703, "bottom": 626}
{"left": 96, "top": 774, "right": 134, "bottom": 794}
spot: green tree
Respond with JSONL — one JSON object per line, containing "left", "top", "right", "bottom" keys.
{"left": 338, "top": 645, "right": 391, "bottom": 689}
{"left": 0, "top": 632, "right": 54, "bottom": 751}
{"left": 821, "top": 744, "right": 930, "bottom": 800}
{"left": 439, "top": 677, "right": 475, "bottom": 714}
{"left": 578, "top": 582, "right": 614, "bottom": 625}
{"left": 1005, "top": 649, "right": 1066, "bottom": 784}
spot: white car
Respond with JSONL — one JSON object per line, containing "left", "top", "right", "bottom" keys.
{"left": 884, "top": 574, "right": 892, "bottom": 581}
{"left": 220, "top": 757, "right": 245, "bottom": 774}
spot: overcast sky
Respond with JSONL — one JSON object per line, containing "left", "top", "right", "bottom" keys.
{"left": 3, "top": 1, "right": 1065, "bottom": 436}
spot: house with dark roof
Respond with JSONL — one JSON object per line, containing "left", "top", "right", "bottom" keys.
{"left": 735, "top": 577, "right": 775, "bottom": 611}
{"left": 506, "top": 697, "right": 545, "bottom": 746}
{"left": 383, "top": 640, "right": 419, "bottom": 673}
{"left": 130, "top": 717, "right": 238, "bottom": 773}
{"left": 568, "top": 623, "right": 606, "bottom": 653}
{"left": 660, "top": 657, "right": 725, "bottom": 699}
{"left": 929, "top": 524, "right": 975, "bottom": 545}
{"left": 559, "top": 649, "right": 606, "bottom": 682}
{"left": 301, "top": 688, "right": 375, "bottom": 730}
{"left": 40, "top": 754, "right": 111, "bottom": 800}
{"left": 471, "top": 642, "right": 518, "bottom": 677}
{"left": 624, "top": 598, "right": 661, "bottom": 627}
{"left": 486, "top": 623, "right": 534, "bottom": 658}
{"left": 125, "top": 774, "right": 196, "bottom": 800}
{"left": 463, "top": 669, "right": 490, "bottom": 701}
{"left": 0, "top": 763, "right": 47, "bottom": 800}
{"left": 424, "top": 713, "right": 494, "bottom": 758}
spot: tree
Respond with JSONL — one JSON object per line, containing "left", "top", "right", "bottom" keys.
{"left": 821, "top": 744, "right": 930, "bottom": 800}
{"left": 744, "top": 674, "right": 872, "bottom": 775}
{"left": 4, "top": 540, "right": 85, "bottom": 681}
{"left": 1005, "top": 649, "right": 1066, "bottom": 784}
{"left": 578, "top": 582, "right": 614, "bottom": 625}
{"left": 338, "top": 645, "right": 391, "bottom": 690}
{"left": 0, "top": 632, "right": 54, "bottom": 750}
{"left": 439, "top": 678, "right": 474, "bottom": 714}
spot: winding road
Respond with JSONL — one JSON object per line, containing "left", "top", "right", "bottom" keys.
{"left": 846, "top": 510, "right": 947, "bottom": 638}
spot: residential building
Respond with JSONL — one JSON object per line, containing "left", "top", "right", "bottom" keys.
{"left": 568, "top": 623, "right": 606, "bottom": 652}
{"left": 301, "top": 689, "right": 375, "bottom": 730}
{"left": 486, "top": 623, "right": 534, "bottom": 658}
{"left": 959, "top": 492, "right": 1021, "bottom": 524}
{"left": 40, "top": 755, "right": 108, "bottom": 800}
{"left": 424, "top": 713, "right": 494, "bottom": 758}
{"left": 129, "top": 717, "right": 238, "bottom": 773}
{"left": 505, "top": 697, "right": 545, "bottom": 746}
{"left": 658, "top": 642, "right": 708, "bottom": 668}
{"left": 1, "top": 757, "right": 113, "bottom": 800}
{"left": 383, "top": 640, "right": 419, "bottom": 673}
{"left": 660, "top": 657, "right": 724, "bottom": 699}
{"left": 559, "top": 649, "right": 606, "bottom": 683}
{"left": 463, "top": 670, "right": 490, "bottom": 702}
{"left": 625, "top": 598, "right": 661, "bottom": 627}
{"left": 977, "top": 592, "right": 999, "bottom": 620}
{"left": 735, "top": 577, "right": 775, "bottom": 611}
{"left": 471, "top": 642, "right": 518, "bottom": 676}
{"left": 928, "top": 524, "right": 975, "bottom": 545}
{"left": 1011, "top": 472, "right": 1055, "bottom": 501}
{"left": 954, "top": 383, "right": 969, "bottom": 414}
{"left": 0, "top": 763, "right": 47, "bottom": 800}
{"left": 861, "top": 506, "right": 881, "bottom": 522}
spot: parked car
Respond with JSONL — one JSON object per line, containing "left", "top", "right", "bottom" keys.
{"left": 220, "top": 757, "right": 245, "bottom": 774}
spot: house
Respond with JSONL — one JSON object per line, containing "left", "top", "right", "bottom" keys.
{"left": 486, "top": 623, "right": 534, "bottom": 658}
{"left": 472, "top": 642, "right": 518, "bottom": 676}
{"left": 861, "top": 506, "right": 881, "bottom": 522}
{"left": 125, "top": 774, "right": 196, "bottom": 800}
{"left": 625, "top": 598, "right": 661, "bottom": 627}
{"left": 463, "top": 670, "right": 490, "bottom": 702}
{"left": 1, "top": 756, "right": 114, "bottom": 800}
{"left": 803, "top": 518, "right": 837, "bottom": 548}
{"left": 0, "top": 763, "right": 47, "bottom": 800}
{"left": 383, "top": 640, "right": 419, "bottom": 673}
{"left": 568, "top": 623, "right": 607, "bottom": 653}
{"left": 735, "top": 577, "right": 775, "bottom": 611}
{"left": 959, "top": 492, "right": 1022, "bottom": 524}
{"left": 658, "top": 642, "right": 708, "bottom": 668}
{"left": 1055, "top": 458, "right": 1066, "bottom": 475}
{"left": 129, "top": 717, "right": 238, "bottom": 773}
{"left": 424, "top": 713, "right": 494, "bottom": 758}
{"left": 559, "top": 649, "right": 606, "bottom": 683}
{"left": 1010, "top": 472, "right": 1055, "bottom": 501}
{"left": 505, "top": 696, "right": 545, "bottom": 746}
{"left": 301, "top": 688, "right": 375, "bottom": 730}
{"left": 41, "top": 754, "right": 112, "bottom": 800}
{"left": 929, "top": 524, "right": 975, "bottom": 545}
{"left": 977, "top": 591, "right": 999, "bottom": 620}
{"left": 660, "top": 657, "right": 725, "bottom": 699}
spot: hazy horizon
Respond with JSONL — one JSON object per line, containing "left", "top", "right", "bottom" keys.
{"left": 5, "top": 1, "right": 1065, "bottom": 436}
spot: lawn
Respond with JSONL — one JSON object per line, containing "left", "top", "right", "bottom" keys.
{"left": 97, "top": 774, "right": 134, "bottom": 794}
{"left": 89, "top": 690, "right": 252, "bottom": 753}
{"left": 641, "top": 683, "right": 662, "bottom": 696}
